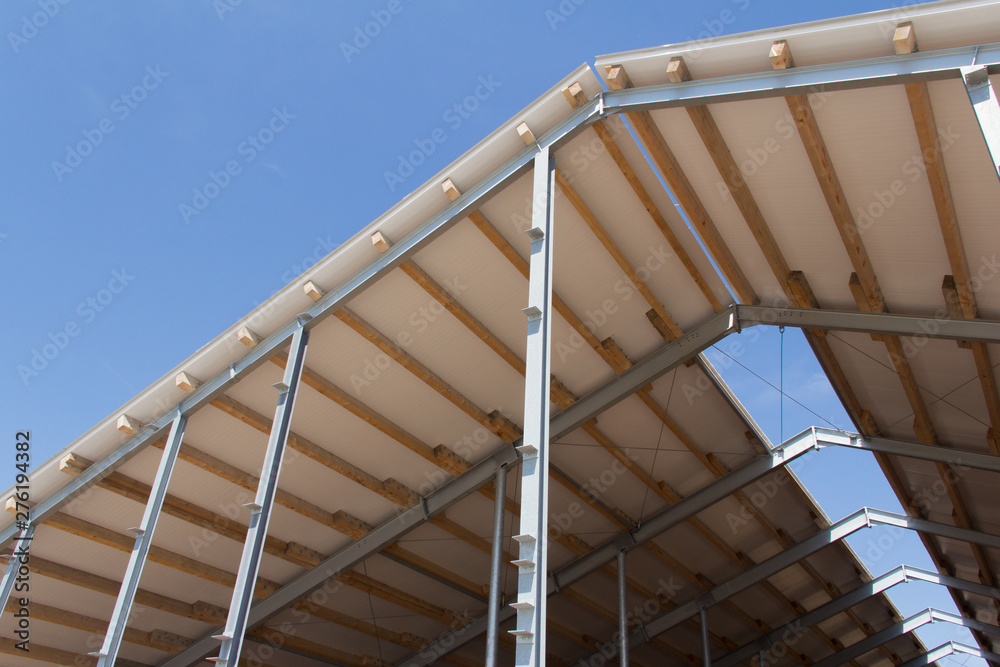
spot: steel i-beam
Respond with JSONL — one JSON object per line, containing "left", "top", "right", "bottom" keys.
{"left": 511, "top": 145, "right": 556, "bottom": 667}
{"left": 212, "top": 324, "right": 309, "bottom": 666}
{"left": 962, "top": 65, "right": 1000, "bottom": 183}
{"left": 618, "top": 550, "right": 628, "bottom": 667}
{"left": 95, "top": 413, "right": 188, "bottom": 665}
{"left": 486, "top": 464, "right": 508, "bottom": 667}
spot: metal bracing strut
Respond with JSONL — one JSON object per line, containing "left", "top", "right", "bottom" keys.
{"left": 95, "top": 413, "right": 188, "bottom": 666}
{"left": 510, "top": 145, "right": 556, "bottom": 667}
{"left": 212, "top": 324, "right": 309, "bottom": 667}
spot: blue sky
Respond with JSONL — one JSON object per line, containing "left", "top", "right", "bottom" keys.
{"left": 0, "top": 0, "right": 982, "bottom": 663}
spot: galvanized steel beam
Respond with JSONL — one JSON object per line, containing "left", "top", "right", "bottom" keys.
{"left": 94, "top": 413, "right": 188, "bottom": 666}
{"left": 213, "top": 325, "right": 309, "bottom": 667}
{"left": 738, "top": 305, "right": 1000, "bottom": 344}
{"left": 962, "top": 64, "right": 1000, "bottom": 183}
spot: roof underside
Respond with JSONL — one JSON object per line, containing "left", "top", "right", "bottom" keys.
{"left": 4, "top": 1, "right": 1000, "bottom": 665}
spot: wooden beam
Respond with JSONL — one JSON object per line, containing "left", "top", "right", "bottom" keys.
{"left": 770, "top": 42, "right": 885, "bottom": 314}
{"left": 24, "top": 549, "right": 454, "bottom": 658}
{"left": 604, "top": 64, "right": 758, "bottom": 305}
{"left": 561, "top": 83, "right": 723, "bottom": 313}
{"left": 334, "top": 307, "right": 523, "bottom": 442}
{"left": 0, "top": 638, "right": 145, "bottom": 667}
{"left": 441, "top": 178, "right": 627, "bottom": 372}
{"left": 236, "top": 325, "right": 261, "bottom": 348}
{"left": 3, "top": 598, "right": 190, "bottom": 654}
{"left": 60, "top": 452, "right": 327, "bottom": 569}
{"left": 303, "top": 280, "right": 324, "bottom": 302}
{"left": 116, "top": 414, "right": 143, "bottom": 436}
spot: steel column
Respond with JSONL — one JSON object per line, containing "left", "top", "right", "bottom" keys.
{"left": 962, "top": 64, "right": 1000, "bottom": 183}
{"left": 511, "top": 145, "right": 556, "bottom": 667}
{"left": 213, "top": 325, "right": 309, "bottom": 667}
{"left": 700, "top": 607, "right": 711, "bottom": 667}
{"left": 485, "top": 464, "right": 508, "bottom": 667}
{"left": 617, "top": 550, "right": 628, "bottom": 667}
{"left": 95, "top": 414, "right": 187, "bottom": 666}
{"left": 600, "top": 43, "right": 1000, "bottom": 113}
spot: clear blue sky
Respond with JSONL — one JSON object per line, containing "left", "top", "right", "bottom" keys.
{"left": 0, "top": 0, "right": 979, "bottom": 662}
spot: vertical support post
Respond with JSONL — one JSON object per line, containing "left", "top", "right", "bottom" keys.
{"left": 95, "top": 413, "right": 188, "bottom": 666}
{"left": 961, "top": 65, "right": 1000, "bottom": 183}
{"left": 617, "top": 550, "right": 629, "bottom": 667}
{"left": 213, "top": 323, "right": 309, "bottom": 667}
{"left": 485, "top": 464, "right": 508, "bottom": 667}
{"left": 0, "top": 524, "right": 33, "bottom": 620}
{"left": 510, "top": 145, "right": 556, "bottom": 667}
{"left": 759, "top": 647, "right": 766, "bottom": 666}
{"left": 701, "top": 607, "right": 711, "bottom": 667}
